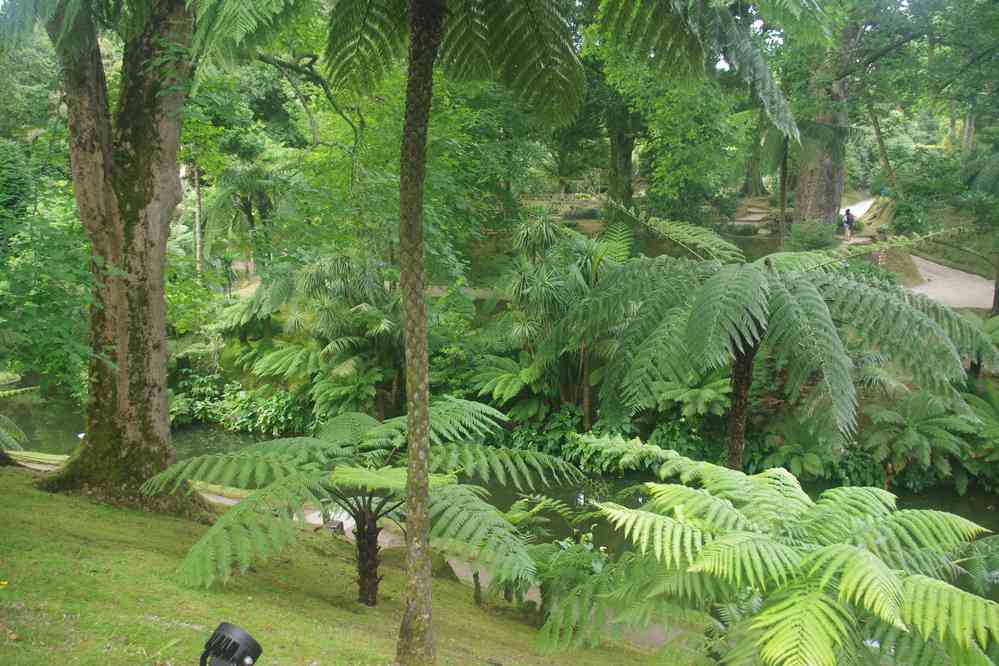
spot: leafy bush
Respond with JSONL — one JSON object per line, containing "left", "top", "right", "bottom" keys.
{"left": 844, "top": 259, "right": 899, "bottom": 286}
{"left": 891, "top": 197, "right": 931, "bottom": 235}
{"left": 215, "top": 384, "right": 313, "bottom": 436}
{"left": 787, "top": 218, "right": 837, "bottom": 250}
{"left": 506, "top": 405, "right": 582, "bottom": 456}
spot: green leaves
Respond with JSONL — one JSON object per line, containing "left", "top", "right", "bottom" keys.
{"left": 597, "top": 502, "right": 709, "bottom": 568}
{"left": 685, "top": 264, "right": 770, "bottom": 370}
{"left": 901, "top": 576, "right": 999, "bottom": 650}
{"left": 752, "top": 586, "right": 855, "bottom": 666}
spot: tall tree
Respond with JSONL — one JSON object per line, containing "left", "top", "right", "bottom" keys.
{"left": 1, "top": 0, "right": 194, "bottom": 500}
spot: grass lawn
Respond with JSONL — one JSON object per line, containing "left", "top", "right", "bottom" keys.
{"left": 0, "top": 469, "right": 652, "bottom": 665}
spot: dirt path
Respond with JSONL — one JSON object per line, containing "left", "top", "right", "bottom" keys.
{"left": 910, "top": 255, "right": 994, "bottom": 309}
{"left": 841, "top": 197, "right": 876, "bottom": 220}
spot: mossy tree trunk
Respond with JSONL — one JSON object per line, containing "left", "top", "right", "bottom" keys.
{"left": 40, "top": 2, "right": 193, "bottom": 502}
{"left": 396, "top": 1, "right": 446, "bottom": 664}
{"left": 793, "top": 24, "right": 859, "bottom": 224}
{"left": 727, "top": 341, "right": 761, "bottom": 471}
{"left": 354, "top": 510, "right": 383, "bottom": 607}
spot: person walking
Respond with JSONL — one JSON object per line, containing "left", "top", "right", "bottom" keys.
{"left": 843, "top": 208, "right": 855, "bottom": 240}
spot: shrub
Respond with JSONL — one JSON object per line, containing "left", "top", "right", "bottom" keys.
{"left": 787, "top": 218, "right": 837, "bottom": 250}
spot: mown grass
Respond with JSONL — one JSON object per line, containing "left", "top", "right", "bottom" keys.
{"left": 0, "top": 469, "right": 652, "bottom": 665}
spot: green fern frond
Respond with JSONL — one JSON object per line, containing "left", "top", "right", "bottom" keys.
{"left": 142, "top": 438, "right": 340, "bottom": 494}
{"left": 177, "top": 471, "right": 328, "bottom": 588}
{"left": 193, "top": 0, "right": 311, "bottom": 62}
{"left": 752, "top": 585, "right": 856, "bottom": 666}
{"left": 564, "top": 433, "right": 678, "bottom": 475}
{"left": 598, "top": 502, "right": 710, "bottom": 568}
{"left": 599, "top": 220, "right": 633, "bottom": 263}
{"left": 323, "top": 0, "right": 408, "bottom": 91}
{"left": 803, "top": 543, "right": 904, "bottom": 626}
{"left": 689, "top": 532, "right": 802, "bottom": 590}
{"left": 331, "top": 465, "right": 455, "bottom": 494}
{"left": 317, "top": 411, "right": 381, "bottom": 443}
{"left": 686, "top": 263, "right": 770, "bottom": 369}
{"left": 765, "top": 273, "right": 856, "bottom": 436}
{"left": 0, "top": 413, "right": 27, "bottom": 451}
{"left": 644, "top": 483, "right": 752, "bottom": 532}
{"left": 430, "top": 442, "right": 582, "bottom": 490}
{"left": 630, "top": 208, "right": 745, "bottom": 263}
{"left": 901, "top": 575, "right": 999, "bottom": 650}
{"left": 429, "top": 484, "right": 536, "bottom": 584}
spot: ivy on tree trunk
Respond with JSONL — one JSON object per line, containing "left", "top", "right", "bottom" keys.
{"left": 40, "top": 1, "right": 193, "bottom": 502}
{"left": 396, "top": 1, "right": 446, "bottom": 664}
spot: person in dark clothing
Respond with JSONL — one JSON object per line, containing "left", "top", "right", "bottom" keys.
{"left": 843, "top": 209, "right": 855, "bottom": 240}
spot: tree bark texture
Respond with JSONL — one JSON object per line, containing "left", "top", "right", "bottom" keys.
{"left": 727, "top": 341, "right": 760, "bottom": 471}
{"left": 41, "top": 1, "right": 193, "bottom": 500}
{"left": 741, "top": 109, "right": 769, "bottom": 198}
{"left": 396, "top": 1, "right": 446, "bottom": 664}
{"left": 793, "top": 24, "right": 859, "bottom": 224}
{"left": 355, "top": 511, "right": 383, "bottom": 607}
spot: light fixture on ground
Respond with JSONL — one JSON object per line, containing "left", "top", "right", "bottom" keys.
{"left": 200, "top": 623, "right": 262, "bottom": 666}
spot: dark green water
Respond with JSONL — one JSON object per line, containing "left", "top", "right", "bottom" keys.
{"left": 6, "top": 392, "right": 261, "bottom": 460}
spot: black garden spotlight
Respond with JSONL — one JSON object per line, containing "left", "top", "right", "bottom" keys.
{"left": 200, "top": 623, "right": 263, "bottom": 666}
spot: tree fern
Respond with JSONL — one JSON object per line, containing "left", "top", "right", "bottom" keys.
{"left": 685, "top": 263, "right": 770, "bottom": 370}
{"left": 541, "top": 449, "right": 998, "bottom": 664}
{"left": 430, "top": 441, "right": 581, "bottom": 490}
{"left": 599, "top": 220, "right": 634, "bottom": 263}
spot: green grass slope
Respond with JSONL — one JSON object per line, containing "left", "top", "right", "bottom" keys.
{"left": 0, "top": 469, "right": 650, "bottom": 665}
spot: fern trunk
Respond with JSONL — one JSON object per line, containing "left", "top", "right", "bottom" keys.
{"left": 727, "top": 342, "right": 760, "bottom": 470}
{"left": 396, "top": 1, "right": 446, "bottom": 664}
{"left": 355, "top": 511, "right": 383, "bottom": 607}
{"left": 39, "top": 2, "right": 192, "bottom": 501}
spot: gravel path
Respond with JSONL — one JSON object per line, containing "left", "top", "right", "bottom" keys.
{"left": 910, "top": 255, "right": 994, "bottom": 309}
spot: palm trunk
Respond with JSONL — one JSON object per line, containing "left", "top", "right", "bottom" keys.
{"left": 355, "top": 510, "right": 383, "bottom": 607}
{"left": 472, "top": 570, "right": 483, "bottom": 606}
{"left": 40, "top": 2, "right": 192, "bottom": 500}
{"left": 396, "top": 1, "right": 446, "bottom": 664}
{"left": 727, "top": 342, "right": 760, "bottom": 470}
{"left": 867, "top": 102, "right": 896, "bottom": 191}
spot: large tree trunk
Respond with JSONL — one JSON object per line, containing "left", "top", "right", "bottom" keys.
{"left": 40, "top": 2, "right": 193, "bottom": 501}
{"left": 396, "top": 1, "right": 446, "bottom": 664}
{"left": 793, "top": 25, "right": 858, "bottom": 224}
{"left": 741, "top": 109, "right": 769, "bottom": 198}
{"left": 727, "top": 342, "right": 760, "bottom": 471}
{"left": 355, "top": 510, "right": 383, "bottom": 607}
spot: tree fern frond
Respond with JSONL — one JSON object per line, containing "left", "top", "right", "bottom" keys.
{"left": 627, "top": 206, "right": 745, "bottom": 263}
{"left": 177, "top": 471, "right": 328, "bottom": 588}
{"left": 193, "top": 0, "right": 311, "bottom": 62}
{"left": 564, "top": 433, "right": 678, "bottom": 475}
{"left": 429, "top": 484, "right": 536, "bottom": 584}
{"left": 331, "top": 465, "right": 455, "bottom": 495}
{"left": 0, "top": 413, "right": 27, "bottom": 451}
{"left": 598, "top": 502, "right": 710, "bottom": 568}
{"left": 599, "top": 220, "right": 634, "bottom": 263}
{"left": 765, "top": 273, "right": 856, "bottom": 436}
{"left": 689, "top": 531, "right": 802, "bottom": 590}
{"left": 324, "top": 0, "right": 409, "bottom": 91}
{"left": 752, "top": 585, "right": 857, "bottom": 666}
{"left": 644, "top": 483, "right": 753, "bottom": 532}
{"left": 316, "top": 411, "right": 381, "bottom": 443}
{"left": 901, "top": 575, "right": 999, "bottom": 650}
{"left": 686, "top": 263, "right": 770, "bottom": 370}
{"left": 430, "top": 442, "right": 581, "bottom": 490}
{"left": 141, "top": 440, "right": 336, "bottom": 495}
{"left": 803, "top": 544, "right": 905, "bottom": 626}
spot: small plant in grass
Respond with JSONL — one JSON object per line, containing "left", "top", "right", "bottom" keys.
{"left": 143, "top": 398, "right": 581, "bottom": 606}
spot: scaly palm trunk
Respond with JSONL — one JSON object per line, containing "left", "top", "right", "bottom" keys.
{"left": 40, "top": 1, "right": 192, "bottom": 501}
{"left": 355, "top": 509, "right": 383, "bottom": 607}
{"left": 396, "top": 1, "right": 446, "bottom": 664}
